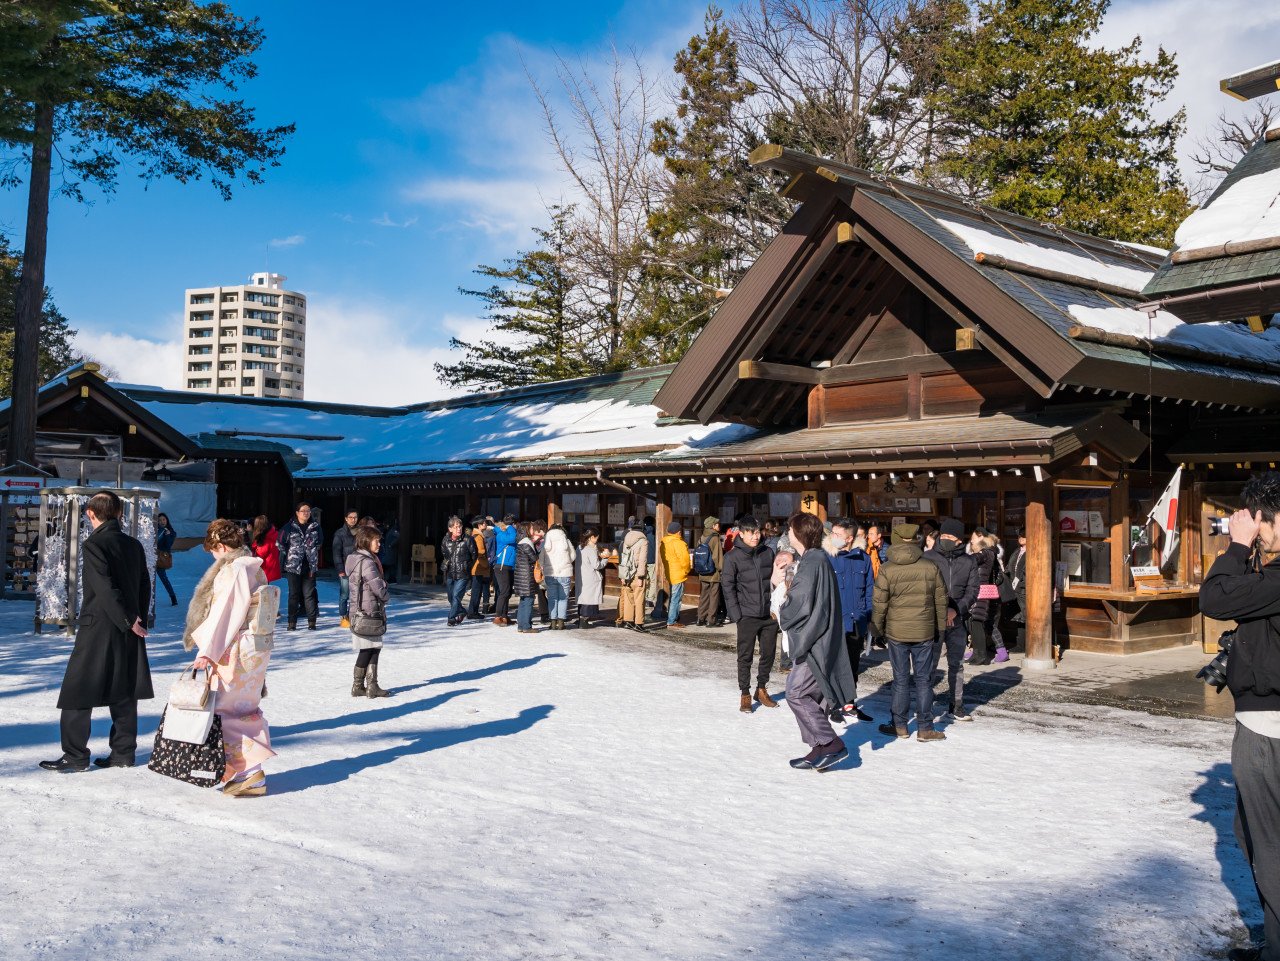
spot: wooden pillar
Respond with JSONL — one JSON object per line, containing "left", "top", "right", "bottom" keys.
{"left": 547, "top": 491, "right": 563, "bottom": 529}
{"left": 1110, "top": 478, "right": 1128, "bottom": 592}
{"left": 396, "top": 491, "right": 410, "bottom": 581}
{"left": 654, "top": 490, "right": 672, "bottom": 593}
{"left": 1025, "top": 482, "right": 1055, "bottom": 670}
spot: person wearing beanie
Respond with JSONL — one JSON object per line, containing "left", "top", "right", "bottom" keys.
{"left": 722, "top": 515, "right": 781, "bottom": 713}
{"left": 658, "top": 521, "right": 692, "bottom": 629}
{"left": 872, "top": 521, "right": 948, "bottom": 742}
{"left": 924, "top": 518, "right": 980, "bottom": 721}
{"left": 694, "top": 516, "right": 724, "bottom": 627}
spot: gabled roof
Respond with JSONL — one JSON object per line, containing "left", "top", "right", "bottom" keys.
{"left": 1141, "top": 129, "right": 1280, "bottom": 321}
{"left": 655, "top": 145, "right": 1280, "bottom": 425}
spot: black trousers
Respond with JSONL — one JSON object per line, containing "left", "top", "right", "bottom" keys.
{"left": 736, "top": 615, "right": 778, "bottom": 692}
{"left": 492, "top": 566, "right": 513, "bottom": 618}
{"left": 1234, "top": 721, "right": 1280, "bottom": 960}
{"left": 285, "top": 571, "right": 318, "bottom": 625}
{"left": 61, "top": 700, "right": 137, "bottom": 763}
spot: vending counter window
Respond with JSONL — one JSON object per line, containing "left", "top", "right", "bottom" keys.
{"left": 1056, "top": 476, "right": 1200, "bottom": 655}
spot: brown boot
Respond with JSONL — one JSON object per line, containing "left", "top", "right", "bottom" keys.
{"left": 754, "top": 686, "right": 778, "bottom": 708}
{"left": 739, "top": 692, "right": 753, "bottom": 713}
{"left": 352, "top": 666, "right": 367, "bottom": 697}
{"left": 917, "top": 728, "right": 946, "bottom": 742}
{"left": 366, "top": 664, "right": 390, "bottom": 698}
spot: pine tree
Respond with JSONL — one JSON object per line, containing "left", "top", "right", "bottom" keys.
{"left": 926, "top": 0, "right": 1191, "bottom": 245}
{"left": 0, "top": 1, "right": 292, "bottom": 465}
{"left": 646, "top": 6, "right": 786, "bottom": 359}
{"left": 0, "top": 235, "right": 76, "bottom": 398}
{"left": 435, "top": 208, "right": 600, "bottom": 392}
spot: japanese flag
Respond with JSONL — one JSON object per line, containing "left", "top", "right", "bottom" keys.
{"left": 1147, "top": 467, "right": 1182, "bottom": 569}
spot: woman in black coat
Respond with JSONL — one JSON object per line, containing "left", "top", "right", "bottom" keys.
{"left": 968, "top": 531, "right": 1003, "bottom": 664}
{"left": 513, "top": 523, "right": 540, "bottom": 634}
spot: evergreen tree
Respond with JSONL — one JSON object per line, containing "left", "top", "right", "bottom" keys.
{"left": 0, "top": 1, "right": 292, "bottom": 466}
{"left": 436, "top": 208, "right": 599, "bottom": 392}
{"left": 926, "top": 0, "right": 1191, "bottom": 245}
{"left": 646, "top": 6, "right": 786, "bottom": 359}
{"left": 0, "top": 235, "right": 77, "bottom": 398}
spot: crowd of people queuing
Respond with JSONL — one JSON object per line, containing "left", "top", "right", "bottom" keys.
{"left": 38, "top": 494, "right": 1028, "bottom": 791}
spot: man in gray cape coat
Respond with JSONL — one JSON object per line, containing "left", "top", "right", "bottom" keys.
{"left": 779, "top": 512, "right": 856, "bottom": 772}
{"left": 41, "top": 491, "right": 152, "bottom": 772}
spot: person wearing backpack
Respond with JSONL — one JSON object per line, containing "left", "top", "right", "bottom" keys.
{"left": 694, "top": 516, "right": 724, "bottom": 627}
{"left": 967, "top": 529, "right": 1005, "bottom": 664}
{"left": 618, "top": 518, "right": 649, "bottom": 631}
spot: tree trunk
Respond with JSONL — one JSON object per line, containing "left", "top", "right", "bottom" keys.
{"left": 9, "top": 102, "right": 54, "bottom": 468}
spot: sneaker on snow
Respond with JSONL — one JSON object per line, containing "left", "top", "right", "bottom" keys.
{"left": 948, "top": 705, "right": 973, "bottom": 722}
{"left": 813, "top": 741, "right": 848, "bottom": 771}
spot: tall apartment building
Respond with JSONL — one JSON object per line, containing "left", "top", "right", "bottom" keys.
{"left": 182, "top": 271, "right": 307, "bottom": 399}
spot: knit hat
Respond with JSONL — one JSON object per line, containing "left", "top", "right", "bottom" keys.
{"left": 940, "top": 518, "right": 965, "bottom": 540}
{"left": 891, "top": 523, "right": 919, "bottom": 544}
{"left": 667, "top": 520, "right": 682, "bottom": 534}
{"left": 704, "top": 516, "right": 720, "bottom": 530}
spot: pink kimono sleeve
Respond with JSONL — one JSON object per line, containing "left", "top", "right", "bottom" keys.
{"left": 191, "top": 565, "right": 253, "bottom": 664}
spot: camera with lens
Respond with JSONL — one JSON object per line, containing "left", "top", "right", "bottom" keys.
{"left": 1208, "top": 516, "right": 1232, "bottom": 537}
{"left": 1198, "top": 629, "right": 1235, "bottom": 692}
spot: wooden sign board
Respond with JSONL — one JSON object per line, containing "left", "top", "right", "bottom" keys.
{"left": 800, "top": 490, "right": 820, "bottom": 515}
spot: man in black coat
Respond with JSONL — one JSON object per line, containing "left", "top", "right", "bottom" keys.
{"left": 41, "top": 491, "right": 153, "bottom": 772}
{"left": 720, "top": 515, "right": 777, "bottom": 713}
{"left": 924, "top": 518, "right": 980, "bottom": 720}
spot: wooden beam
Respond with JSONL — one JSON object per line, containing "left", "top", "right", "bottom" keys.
{"left": 819, "top": 350, "right": 994, "bottom": 385}
{"left": 737, "top": 359, "right": 823, "bottom": 385}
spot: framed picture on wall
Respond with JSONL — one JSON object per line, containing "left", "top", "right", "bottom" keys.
{"left": 672, "top": 492, "right": 700, "bottom": 515}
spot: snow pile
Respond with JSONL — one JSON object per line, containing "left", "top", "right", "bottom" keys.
{"left": 1174, "top": 167, "right": 1280, "bottom": 253}
{"left": 1067, "top": 304, "right": 1280, "bottom": 364}
{"left": 938, "top": 215, "right": 1157, "bottom": 293}
{"left": 125, "top": 390, "right": 758, "bottom": 477}
{"left": 0, "top": 548, "right": 1257, "bottom": 960}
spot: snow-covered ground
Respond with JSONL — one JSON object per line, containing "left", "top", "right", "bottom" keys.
{"left": 0, "top": 549, "right": 1257, "bottom": 960}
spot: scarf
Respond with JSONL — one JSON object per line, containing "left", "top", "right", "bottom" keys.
{"left": 182, "top": 546, "right": 251, "bottom": 651}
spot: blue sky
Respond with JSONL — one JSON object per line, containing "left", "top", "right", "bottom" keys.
{"left": 1, "top": 0, "right": 1277, "bottom": 405}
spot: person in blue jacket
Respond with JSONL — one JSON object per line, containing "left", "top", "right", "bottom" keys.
{"left": 490, "top": 514, "right": 519, "bottom": 626}
{"left": 829, "top": 517, "right": 875, "bottom": 722}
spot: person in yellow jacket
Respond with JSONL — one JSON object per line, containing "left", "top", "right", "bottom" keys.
{"left": 660, "top": 521, "right": 692, "bottom": 629}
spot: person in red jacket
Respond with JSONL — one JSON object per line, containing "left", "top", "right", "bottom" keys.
{"left": 249, "top": 515, "right": 282, "bottom": 582}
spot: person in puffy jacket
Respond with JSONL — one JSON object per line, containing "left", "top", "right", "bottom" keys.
{"left": 278, "top": 502, "right": 322, "bottom": 631}
{"left": 967, "top": 530, "right": 1004, "bottom": 664}
{"left": 539, "top": 525, "right": 577, "bottom": 630}
{"left": 467, "top": 516, "right": 491, "bottom": 621}
{"left": 490, "top": 514, "right": 519, "bottom": 626}
{"left": 346, "top": 525, "right": 390, "bottom": 698}
{"left": 249, "top": 515, "right": 281, "bottom": 583}
{"left": 332, "top": 509, "right": 359, "bottom": 628}
{"left": 721, "top": 515, "right": 779, "bottom": 712}
{"left": 659, "top": 522, "right": 691, "bottom": 628}
{"left": 618, "top": 520, "right": 649, "bottom": 631}
{"left": 924, "top": 518, "right": 980, "bottom": 719}
{"left": 872, "top": 523, "right": 948, "bottom": 741}
{"left": 513, "top": 523, "right": 540, "bottom": 633}
{"left": 440, "top": 515, "right": 477, "bottom": 627}
{"left": 828, "top": 519, "right": 875, "bottom": 723}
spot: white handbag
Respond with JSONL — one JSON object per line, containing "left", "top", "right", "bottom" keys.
{"left": 164, "top": 690, "right": 218, "bottom": 744}
{"left": 169, "top": 666, "right": 212, "bottom": 711}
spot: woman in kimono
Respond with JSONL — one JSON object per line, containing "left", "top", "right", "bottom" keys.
{"left": 185, "top": 518, "right": 277, "bottom": 798}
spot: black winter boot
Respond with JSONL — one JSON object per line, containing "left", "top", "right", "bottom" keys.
{"left": 366, "top": 664, "right": 389, "bottom": 698}
{"left": 352, "top": 666, "right": 367, "bottom": 697}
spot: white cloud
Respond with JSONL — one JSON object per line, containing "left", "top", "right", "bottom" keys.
{"left": 1098, "top": 1, "right": 1280, "bottom": 181}
{"left": 371, "top": 213, "right": 419, "bottom": 228}
{"left": 73, "top": 328, "right": 182, "bottom": 389}
{"left": 301, "top": 295, "right": 464, "bottom": 405}
{"left": 269, "top": 234, "right": 306, "bottom": 248}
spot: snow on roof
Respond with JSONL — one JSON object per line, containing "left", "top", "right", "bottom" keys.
{"left": 1067, "top": 304, "right": 1280, "bottom": 363}
{"left": 127, "top": 390, "right": 756, "bottom": 477}
{"left": 937, "top": 215, "right": 1156, "bottom": 293}
{"left": 1172, "top": 166, "right": 1280, "bottom": 253}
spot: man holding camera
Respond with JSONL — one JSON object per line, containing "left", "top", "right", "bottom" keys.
{"left": 1200, "top": 473, "right": 1280, "bottom": 961}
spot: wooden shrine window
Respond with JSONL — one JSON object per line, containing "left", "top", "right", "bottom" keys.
{"left": 1057, "top": 483, "right": 1113, "bottom": 587}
